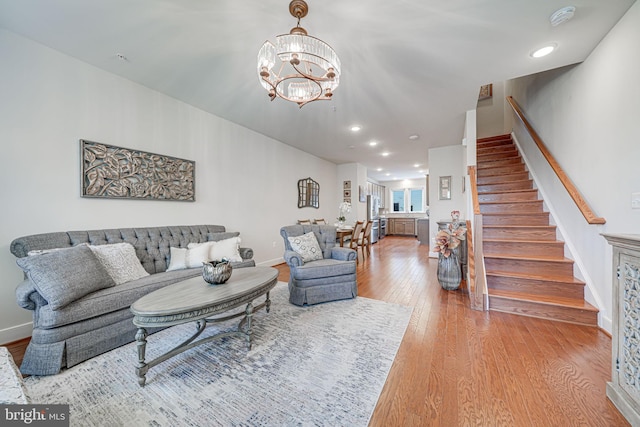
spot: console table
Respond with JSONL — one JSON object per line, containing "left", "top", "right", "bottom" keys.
{"left": 603, "top": 233, "right": 640, "bottom": 426}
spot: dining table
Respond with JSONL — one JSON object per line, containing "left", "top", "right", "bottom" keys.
{"left": 336, "top": 227, "right": 354, "bottom": 247}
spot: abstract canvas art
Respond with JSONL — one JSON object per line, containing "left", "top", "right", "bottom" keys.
{"left": 80, "top": 140, "right": 195, "bottom": 201}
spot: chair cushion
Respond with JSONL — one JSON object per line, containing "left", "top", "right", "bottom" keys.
{"left": 288, "top": 232, "right": 323, "bottom": 263}
{"left": 292, "top": 258, "right": 356, "bottom": 280}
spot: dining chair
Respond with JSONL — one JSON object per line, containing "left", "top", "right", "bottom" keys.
{"left": 359, "top": 220, "right": 373, "bottom": 258}
{"left": 297, "top": 219, "right": 312, "bottom": 225}
{"left": 348, "top": 221, "right": 365, "bottom": 263}
{"left": 314, "top": 218, "right": 327, "bottom": 225}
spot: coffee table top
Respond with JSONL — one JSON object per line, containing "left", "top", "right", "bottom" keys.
{"left": 131, "top": 266, "right": 278, "bottom": 327}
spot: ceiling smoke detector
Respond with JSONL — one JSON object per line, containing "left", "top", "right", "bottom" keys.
{"left": 550, "top": 6, "right": 575, "bottom": 27}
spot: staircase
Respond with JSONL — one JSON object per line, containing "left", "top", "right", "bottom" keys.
{"left": 476, "top": 134, "right": 598, "bottom": 326}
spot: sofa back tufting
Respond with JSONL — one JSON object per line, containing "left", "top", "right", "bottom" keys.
{"left": 11, "top": 225, "right": 226, "bottom": 274}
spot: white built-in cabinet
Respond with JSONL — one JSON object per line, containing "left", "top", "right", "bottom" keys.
{"left": 366, "top": 182, "right": 386, "bottom": 209}
{"left": 603, "top": 233, "right": 640, "bottom": 426}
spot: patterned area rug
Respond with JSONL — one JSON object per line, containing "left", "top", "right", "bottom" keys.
{"left": 24, "top": 282, "right": 412, "bottom": 426}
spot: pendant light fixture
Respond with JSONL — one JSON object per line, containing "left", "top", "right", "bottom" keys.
{"left": 257, "top": 0, "right": 341, "bottom": 108}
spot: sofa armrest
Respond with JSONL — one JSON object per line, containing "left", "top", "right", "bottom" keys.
{"left": 284, "top": 250, "right": 303, "bottom": 267}
{"left": 331, "top": 247, "right": 357, "bottom": 261}
{"left": 15, "top": 279, "right": 45, "bottom": 311}
{"left": 239, "top": 247, "right": 253, "bottom": 261}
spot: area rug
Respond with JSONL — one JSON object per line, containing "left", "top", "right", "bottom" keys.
{"left": 24, "top": 282, "right": 413, "bottom": 426}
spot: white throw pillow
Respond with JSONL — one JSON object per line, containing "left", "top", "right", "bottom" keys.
{"left": 167, "top": 242, "right": 215, "bottom": 271}
{"left": 89, "top": 243, "right": 150, "bottom": 285}
{"left": 210, "top": 237, "right": 243, "bottom": 262}
{"left": 287, "top": 231, "right": 323, "bottom": 263}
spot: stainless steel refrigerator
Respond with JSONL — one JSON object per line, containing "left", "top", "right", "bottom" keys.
{"left": 366, "top": 195, "right": 380, "bottom": 243}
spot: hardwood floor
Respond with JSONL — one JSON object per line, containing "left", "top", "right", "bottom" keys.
{"left": 281, "top": 236, "right": 627, "bottom": 426}
{"left": 6, "top": 236, "right": 628, "bottom": 425}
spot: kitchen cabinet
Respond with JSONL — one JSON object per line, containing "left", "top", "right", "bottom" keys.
{"left": 603, "top": 233, "right": 640, "bottom": 426}
{"left": 389, "top": 218, "right": 416, "bottom": 236}
{"left": 366, "top": 182, "right": 386, "bottom": 209}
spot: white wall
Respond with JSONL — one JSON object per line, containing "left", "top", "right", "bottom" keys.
{"left": 0, "top": 29, "right": 338, "bottom": 343}
{"left": 476, "top": 81, "right": 508, "bottom": 138}
{"left": 427, "top": 145, "right": 466, "bottom": 257}
{"left": 505, "top": 1, "right": 640, "bottom": 332}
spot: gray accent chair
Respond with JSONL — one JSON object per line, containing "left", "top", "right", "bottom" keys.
{"left": 280, "top": 225, "right": 357, "bottom": 306}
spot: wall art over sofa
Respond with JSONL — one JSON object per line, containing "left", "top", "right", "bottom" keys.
{"left": 80, "top": 140, "right": 195, "bottom": 201}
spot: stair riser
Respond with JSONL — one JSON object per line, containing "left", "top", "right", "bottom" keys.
{"left": 488, "top": 297, "right": 598, "bottom": 326}
{"left": 478, "top": 164, "right": 527, "bottom": 177}
{"left": 478, "top": 181, "right": 533, "bottom": 192}
{"left": 486, "top": 275, "right": 584, "bottom": 299}
{"left": 477, "top": 151, "right": 520, "bottom": 162}
{"left": 477, "top": 134, "right": 512, "bottom": 143}
{"left": 480, "top": 201, "right": 543, "bottom": 213}
{"left": 483, "top": 227, "right": 556, "bottom": 240}
{"left": 477, "top": 139, "right": 513, "bottom": 149}
{"left": 478, "top": 191, "right": 538, "bottom": 202}
{"left": 485, "top": 257, "right": 573, "bottom": 276}
{"left": 483, "top": 241, "right": 564, "bottom": 258}
{"left": 477, "top": 172, "right": 529, "bottom": 185}
{"left": 477, "top": 145, "right": 518, "bottom": 156}
{"left": 482, "top": 214, "right": 550, "bottom": 226}
{"left": 478, "top": 158, "right": 523, "bottom": 169}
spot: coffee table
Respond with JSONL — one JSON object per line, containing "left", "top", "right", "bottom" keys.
{"left": 130, "top": 266, "right": 278, "bottom": 386}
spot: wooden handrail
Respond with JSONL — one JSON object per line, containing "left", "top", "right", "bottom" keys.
{"left": 468, "top": 166, "right": 480, "bottom": 215}
{"left": 507, "top": 96, "right": 606, "bottom": 225}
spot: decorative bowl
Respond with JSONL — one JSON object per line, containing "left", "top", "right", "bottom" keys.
{"left": 202, "top": 260, "right": 232, "bottom": 284}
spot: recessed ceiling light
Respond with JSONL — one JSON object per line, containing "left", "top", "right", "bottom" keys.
{"left": 531, "top": 44, "right": 557, "bottom": 58}
{"left": 369, "top": 141, "right": 378, "bottom": 146}
{"left": 350, "top": 125, "right": 361, "bottom": 132}
{"left": 376, "top": 168, "right": 383, "bottom": 172}
{"left": 413, "top": 163, "right": 420, "bottom": 167}
{"left": 408, "top": 134, "right": 419, "bottom": 140}
{"left": 381, "top": 152, "right": 390, "bottom": 156}
{"left": 550, "top": 6, "right": 575, "bottom": 27}
{"left": 385, "top": 173, "right": 391, "bottom": 176}
{"left": 348, "top": 145, "right": 355, "bottom": 149}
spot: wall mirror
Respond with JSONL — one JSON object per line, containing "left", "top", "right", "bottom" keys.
{"left": 298, "top": 177, "right": 320, "bottom": 208}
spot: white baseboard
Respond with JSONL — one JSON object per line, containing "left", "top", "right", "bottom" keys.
{"left": 0, "top": 322, "right": 32, "bottom": 345}
{"left": 257, "top": 257, "right": 285, "bottom": 267}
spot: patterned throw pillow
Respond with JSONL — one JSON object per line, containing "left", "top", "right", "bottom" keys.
{"left": 287, "top": 231, "right": 323, "bottom": 263}
{"left": 89, "top": 243, "right": 150, "bottom": 285}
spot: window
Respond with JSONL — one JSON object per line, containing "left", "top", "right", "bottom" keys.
{"left": 392, "top": 188, "right": 425, "bottom": 213}
{"left": 392, "top": 190, "right": 405, "bottom": 212}
{"left": 409, "top": 188, "right": 423, "bottom": 212}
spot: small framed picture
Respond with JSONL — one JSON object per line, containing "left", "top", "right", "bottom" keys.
{"left": 343, "top": 180, "right": 351, "bottom": 189}
{"left": 343, "top": 189, "right": 351, "bottom": 198}
{"left": 439, "top": 176, "right": 451, "bottom": 200}
{"left": 478, "top": 83, "right": 493, "bottom": 101}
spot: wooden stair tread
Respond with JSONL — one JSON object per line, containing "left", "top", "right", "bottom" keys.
{"left": 486, "top": 270, "right": 585, "bottom": 285}
{"left": 478, "top": 189, "right": 537, "bottom": 195}
{"left": 483, "top": 238, "right": 563, "bottom": 244}
{"left": 478, "top": 175, "right": 531, "bottom": 182}
{"left": 489, "top": 289, "right": 598, "bottom": 311}
{"left": 484, "top": 253, "right": 574, "bottom": 263}
{"left": 477, "top": 134, "right": 512, "bottom": 143}
{"left": 484, "top": 225, "right": 556, "bottom": 229}
{"left": 479, "top": 200, "right": 541, "bottom": 205}
{"left": 482, "top": 212, "right": 547, "bottom": 216}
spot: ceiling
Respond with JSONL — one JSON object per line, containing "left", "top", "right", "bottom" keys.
{"left": 0, "top": 0, "right": 635, "bottom": 182}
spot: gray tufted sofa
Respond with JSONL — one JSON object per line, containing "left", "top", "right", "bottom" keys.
{"left": 10, "top": 224, "right": 255, "bottom": 376}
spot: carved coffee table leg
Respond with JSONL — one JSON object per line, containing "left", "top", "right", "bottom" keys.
{"left": 135, "top": 327, "right": 149, "bottom": 387}
{"left": 265, "top": 291, "right": 271, "bottom": 313}
{"left": 244, "top": 302, "right": 254, "bottom": 350}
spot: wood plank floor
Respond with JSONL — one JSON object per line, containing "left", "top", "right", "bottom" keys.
{"left": 279, "top": 236, "right": 628, "bottom": 426}
{"left": 6, "top": 236, "right": 628, "bottom": 426}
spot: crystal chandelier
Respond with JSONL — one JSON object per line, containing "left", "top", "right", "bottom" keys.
{"left": 257, "top": 0, "right": 341, "bottom": 108}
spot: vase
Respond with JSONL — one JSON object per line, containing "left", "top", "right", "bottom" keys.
{"left": 437, "top": 252, "right": 461, "bottom": 290}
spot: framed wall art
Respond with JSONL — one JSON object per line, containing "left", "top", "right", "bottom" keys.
{"left": 439, "top": 176, "right": 452, "bottom": 200}
{"left": 80, "top": 140, "right": 195, "bottom": 201}
{"left": 478, "top": 84, "right": 493, "bottom": 101}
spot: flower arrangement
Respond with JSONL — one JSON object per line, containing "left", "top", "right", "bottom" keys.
{"left": 337, "top": 201, "right": 351, "bottom": 222}
{"left": 433, "top": 210, "right": 466, "bottom": 257}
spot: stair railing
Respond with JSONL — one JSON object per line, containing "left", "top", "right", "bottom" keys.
{"left": 506, "top": 96, "right": 605, "bottom": 225}
{"left": 468, "top": 165, "right": 488, "bottom": 311}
